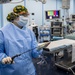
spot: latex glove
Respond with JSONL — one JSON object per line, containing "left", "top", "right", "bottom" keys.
{"left": 38, "top": 50, "right": 43, "bottom": 56}
{"left": 32, "top": 50, "right": 43, "bottom": 58}
{"left": 2, "top": 57, "right": 13, "bottom": 64}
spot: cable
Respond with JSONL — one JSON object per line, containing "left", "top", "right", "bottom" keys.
{"left": 0, "top": 42, "right": 50, "bottom": 64}
{"left": 69, "top": 68, "right": 75, "bottom": 75}
{"left": 10, "top": 42, "right": 50, "bottom": 64}
{"left": 10, "top": 0, "right": 24, "bottom": 4}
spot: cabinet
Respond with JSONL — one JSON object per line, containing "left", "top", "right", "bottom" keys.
{"left": 51, "top": 21, "right": 63, "bottom": 37}
{"left": 39, "top": 25, "right": 50, "bottom": 42}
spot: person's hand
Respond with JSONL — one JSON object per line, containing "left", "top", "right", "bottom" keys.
{"left": 2, "top": 57, "right": 13, "bottom": 64}
{"left": 32, "top": 50, "right": 43, "bottom": 58}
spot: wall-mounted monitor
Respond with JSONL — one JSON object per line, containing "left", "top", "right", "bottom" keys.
{"left": 45, "top": 10, "right": 60, "bottom": 20}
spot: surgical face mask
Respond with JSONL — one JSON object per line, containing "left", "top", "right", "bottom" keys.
{"left": 16, "top": 16, "right": 28, "bottom": 27}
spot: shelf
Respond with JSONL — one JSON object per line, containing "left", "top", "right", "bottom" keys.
{"left": 39, "top": 30, "right": 50, "bottom": 31}
{"left": 40, "top": 34, "right": 50, "bottom": 36}
{"left": 51, "top": 33, "right": 62, "bottom": 35}
{"left": 51, "top": 21, "right": 63, "bottom": 38}
{"left": 51, "top": 34, "right": 63, "bottom": 36}
{"left": 51, "top": 27, "right": 63, "bottom": 28}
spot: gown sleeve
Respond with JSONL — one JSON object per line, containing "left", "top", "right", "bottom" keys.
{"left": 29, "top": 29, "right": 43, "bottom": 58}
{"left": 0, "top": 31, "right": 7, "bottom": 62}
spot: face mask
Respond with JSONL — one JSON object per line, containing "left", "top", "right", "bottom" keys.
{"left": 16, "top": 16, "right": 28, "bottom": 27}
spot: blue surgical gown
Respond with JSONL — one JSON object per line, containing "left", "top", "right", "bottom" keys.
{"left": 0, "top": 23, "right": 41, "bottom": 75}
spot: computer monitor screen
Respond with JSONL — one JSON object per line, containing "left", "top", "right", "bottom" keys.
{"left": 45, "top": 10, "right": 60, "bottom": 20}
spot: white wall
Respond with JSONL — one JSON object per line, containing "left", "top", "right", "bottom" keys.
{"left": 2, "top": 0, "right": 24, "bottom": 26}
{"left": 56, "top": 0, "right": 63, "bottom": 17}
{"left": 25, "top": 0, "right": 42, "bottom": 26}
{"left": 69, "top": 0, "right": 74, "bottom": 15}
{"left": 0, "top": 5, "right": 3, "bottom": 28}
{"left": 74, "top": 0, "right": 75, "bottom": 13}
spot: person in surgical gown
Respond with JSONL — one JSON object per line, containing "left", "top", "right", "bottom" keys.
{"left": 0, "top": 5, "right": 42, "bottom": 75}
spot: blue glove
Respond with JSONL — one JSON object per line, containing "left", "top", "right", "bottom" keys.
{"left": 32, "top": 49, "right": 43, "bottom": 58}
